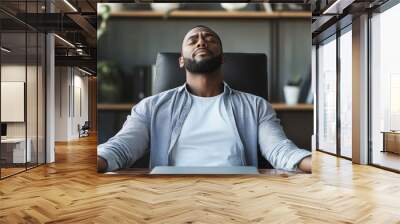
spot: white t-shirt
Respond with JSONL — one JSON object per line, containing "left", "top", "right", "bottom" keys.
{"left": 170, "top": 91, "right": 245, "bottom": 166}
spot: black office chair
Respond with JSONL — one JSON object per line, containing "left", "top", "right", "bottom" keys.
{"left": 78, "top": 121, "right": 90, "bottom": 138}
{"left": 132, "top": 52, "right": 273, "bottom": 169}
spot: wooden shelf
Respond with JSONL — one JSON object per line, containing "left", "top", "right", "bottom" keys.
{"left": 272, "top": 103, "right": 313, "bottom": 111}
{"left": 98, "top": 103, "right": 313, "bottom": 111}
{"left": 98, "top": 103, "right": 134, "bottom": 111}
{"left": 108, "top": 10, "right": 311, "bottom": 19}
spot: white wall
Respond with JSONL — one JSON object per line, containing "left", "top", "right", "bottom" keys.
{"left": 1, "top": 65, "right": 39, "bottom": 138}
{"left": 70, "top": 71, "right": 89, "bottom": 139}
{"left": 55, "top": 67, "right": 89, "bottom": 141}
{"left": 1, "top": 63, "right": 47, "bottom": 164}
{"left": 55, "top": 67, "right": 69, "bottom": 141}
{"left": 1, "top": 65, "right": 26, "bottom": 134}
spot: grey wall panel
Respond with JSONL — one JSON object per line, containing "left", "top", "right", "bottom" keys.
{"left": 99, "top": 18, "right": 310, "bottom": 102}
{"left": 99, "top": 19, "right": 273, "bottom": 97}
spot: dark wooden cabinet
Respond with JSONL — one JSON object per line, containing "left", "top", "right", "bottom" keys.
{"left": 273, "top": 103, "right": 313, "bottom": 151}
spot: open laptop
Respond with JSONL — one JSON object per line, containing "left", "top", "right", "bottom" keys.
{"left": 150, "top": 166, "right": 260, "bottom": 175}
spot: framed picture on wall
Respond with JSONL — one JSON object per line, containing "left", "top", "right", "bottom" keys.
{"left": 1, "top": 81, "right": 25, "bottom": 122}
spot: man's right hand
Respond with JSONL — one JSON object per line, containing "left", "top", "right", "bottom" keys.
{"left": 97, "top": 156, "right": 108, "bottom": 173}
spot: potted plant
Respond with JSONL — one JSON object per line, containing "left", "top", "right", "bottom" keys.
{"left": 284, "top": 74, "right": 302, "bottom": 105}
{"left": 97, "top": 5, "right": 123, "bottom": 103}
{"left": 97, "top": 61, "right": 123, "bottom": 103}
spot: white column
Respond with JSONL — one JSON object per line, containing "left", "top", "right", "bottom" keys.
{"left": 46, "top": 32, "right": 55, "bottom": 163}
{"left": 352, "top": 14, "right": 369, "bottom": 164}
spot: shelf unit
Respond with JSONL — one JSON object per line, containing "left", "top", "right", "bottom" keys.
{"left": 107, "top": 10, "right": 311, "bottom": 19}
{"left": 98, "top": 103, "right": 314, "bottom": 111}
{"left": 98, "top": 103, "right": 135, "bottom": 111}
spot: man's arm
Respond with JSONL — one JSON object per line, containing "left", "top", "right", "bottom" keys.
{"left": 298, "top": 156, "right": 311, "bottom": 173}
{"left": 97, "top": 156, "right": 108, "bottom": 173}
{"left": 258, "top": 100, "right": 312, "bottom": 172}
{"left": 97, "top": 99, "right": 150, "bottom": 173}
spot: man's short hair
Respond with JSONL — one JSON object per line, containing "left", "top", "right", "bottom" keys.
{"left": 188, "top": 25, "right": 223, "bottom": 51}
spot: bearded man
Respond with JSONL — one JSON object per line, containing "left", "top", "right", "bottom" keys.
{"left": 97, "top": 25, "right": 312, "bottom": 173}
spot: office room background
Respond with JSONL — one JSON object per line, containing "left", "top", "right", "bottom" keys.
{"left": 0, "top": 11, "right": 47, "bottom": 178}
{"left": 1, "top": 1, "right": 400, "bottom": 222}
{"left": 96, "top": 3, "right": 314, "bottom": 169}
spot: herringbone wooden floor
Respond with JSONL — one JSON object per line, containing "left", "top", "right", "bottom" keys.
{"left": 1, "top": 134, "right": 400, "bottom": 224}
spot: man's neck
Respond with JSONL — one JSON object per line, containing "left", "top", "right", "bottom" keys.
{"left": 186, "top": 71, "right": 223, "bottom": 97}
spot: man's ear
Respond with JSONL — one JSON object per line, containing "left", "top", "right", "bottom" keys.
{"left": 179, "top": 56, "right": 184, "bottom": 68}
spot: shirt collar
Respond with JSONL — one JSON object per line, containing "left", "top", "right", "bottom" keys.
{"left": 178, "top": 81, "right": 233, "bottom": 95}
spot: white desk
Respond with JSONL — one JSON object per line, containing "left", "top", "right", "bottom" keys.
{"left": 1, "top": 138, "right": 31, "bottom": 163}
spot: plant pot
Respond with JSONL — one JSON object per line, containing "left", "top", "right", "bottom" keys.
{"left": 151, "top": 3, "right": 180, "bottom": 13}
{"left": 263, "top": 3, "right": 273, "bottom": 13}
{"left": 220, "top": 3, "right": 248, "bottom": 11}
{"left": 284, "top": 85, "right": 300, "bottom": 105}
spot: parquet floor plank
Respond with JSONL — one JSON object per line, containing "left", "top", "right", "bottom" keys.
{"left": 1, "top": 135, "right": 399, "bottom": 223}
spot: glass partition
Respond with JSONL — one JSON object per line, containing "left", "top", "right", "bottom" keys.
{"left": 370, "top": 3, "right": 400, "bottom": 171}
{"left": 1, "top": 30, "right": 28, "bottom": 177}
{"left": 339, "top": 27, "right": 352, "bottom": 159}
{"left": 0, "top": 1, "right": 46, "bottom": 179}
{"left": 317, "top": 35, "right": 337, "bottom": 155}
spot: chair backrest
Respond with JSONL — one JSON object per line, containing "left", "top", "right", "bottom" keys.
{"left": 82, "top": 121, "right": 90, "bottom": 129}
{"left": 133, "top": 52, "right": 273, "bottom": 169}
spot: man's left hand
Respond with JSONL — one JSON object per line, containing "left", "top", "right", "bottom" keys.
{"left": 298, "top": 156, "right": 312, "bottom": 173}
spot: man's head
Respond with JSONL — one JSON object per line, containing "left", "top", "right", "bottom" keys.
{"left": 179, "top": 25, "right": 223, "bottom": 75}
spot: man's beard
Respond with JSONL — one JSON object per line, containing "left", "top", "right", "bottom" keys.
{"left": 183, "top": 53, "right": 223, "bottom": 74}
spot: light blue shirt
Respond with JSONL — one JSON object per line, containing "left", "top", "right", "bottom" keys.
{"left": 171, "top": 91, "right": 244, "bottom": 166}
{"left": 97, "top": 82, "right": 311, "bottom": 172}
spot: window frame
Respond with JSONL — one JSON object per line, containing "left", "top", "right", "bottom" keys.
{"left": 315, "top": 21, "right": 353, "bottom": 161}
{"left": 368, "top": 0, "right": 400, "bottom": 172}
